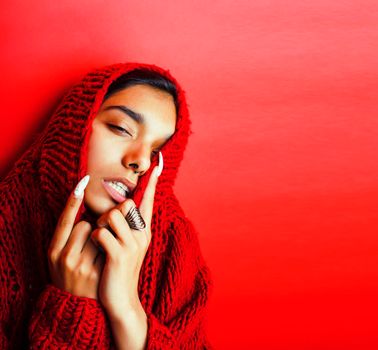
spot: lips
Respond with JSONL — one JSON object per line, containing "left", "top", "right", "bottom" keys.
{"left": 102, "top": 178, "right": 136, "bottom": 203}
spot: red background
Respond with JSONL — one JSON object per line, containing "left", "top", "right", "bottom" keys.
{"left": 1, "top": 1, "right": 378, "bottom": 348}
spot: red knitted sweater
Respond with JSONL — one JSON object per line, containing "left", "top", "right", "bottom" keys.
{"left": 0, "top": 62, "right": 213, "bottom": 349}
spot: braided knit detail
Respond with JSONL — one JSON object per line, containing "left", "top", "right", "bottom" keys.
{"left": 0, "top": 62, "right": 212, "bottom": 349}
{"left": 28, "top": 284, "right": 112, "bottom": 349}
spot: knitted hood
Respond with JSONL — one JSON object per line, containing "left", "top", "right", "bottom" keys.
{"left": 0, "top": 61, "right": 194, "bottom": 302}
{"left": 37, "top": 62, "right": 191, "bottom": 225}
{"left": 0, "top": 63, "right": 213, "bottom": 349}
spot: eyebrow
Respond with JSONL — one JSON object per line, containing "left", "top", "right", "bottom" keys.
{"left": 104, "top": 105, "right": 145, "bottom": 124}
{"left": 104, "top": 104, "right": 175, "bottom": 142}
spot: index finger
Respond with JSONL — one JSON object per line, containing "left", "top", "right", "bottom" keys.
{"left": 50, "top": 175, "right": 90, "bottom": 252}
{"left": 139, "top": 152, "right": 163, "bottom": 229}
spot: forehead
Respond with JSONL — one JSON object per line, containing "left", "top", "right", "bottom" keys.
{"left": 103, "top": 84, "right": 174, "bottom": 108}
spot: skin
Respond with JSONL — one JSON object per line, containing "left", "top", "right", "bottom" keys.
{"left": 84, "top": 84, "right": 176, "bottom": 215}
{"left": 47, "top": 84, "right": 177, "bottom": 349}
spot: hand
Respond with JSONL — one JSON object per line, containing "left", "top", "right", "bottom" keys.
{"left": 48, "top": 176, "right": 105, "bottom": 299}
{"left": 90, "top": 164, "right": 160, "bottom": 319}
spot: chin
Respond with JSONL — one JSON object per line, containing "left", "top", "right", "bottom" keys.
{"left": 84, "top": 195, "right": 116, "bottom": 216}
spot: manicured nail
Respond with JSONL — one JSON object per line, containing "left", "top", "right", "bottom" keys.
{"left": 73, "top": 175, "right": 90, "bottom": 199}
{"left": 156, "top": 152, "right": 164, "bottom": 177}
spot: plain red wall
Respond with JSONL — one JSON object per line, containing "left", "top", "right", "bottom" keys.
{"left": 1, "top": 1, "right": 378, "bottom": 348}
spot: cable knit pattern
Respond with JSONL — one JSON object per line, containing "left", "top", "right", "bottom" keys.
{"left": 0, "top": 62, "right": 213, "bottom": 349}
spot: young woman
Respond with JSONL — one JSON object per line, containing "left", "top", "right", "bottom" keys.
{"left": 0, "top": 63, "right": 213, "bottom": 349}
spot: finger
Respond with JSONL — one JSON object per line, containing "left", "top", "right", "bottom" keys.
{"left": 97, "top": 199, "right": 132, "bottom": 227}
{"left": 95, "top": 198, "right": 130, "bottom": 228}
{"left": 62, "top": 221, "right": 92, "bottom": 256}
{"left": 81, "top": 235, "right": 101, "bottom": 264}
{"left": 139, "top": 152, "right": 163, "bottom": 229}
{"left": 50, "top": 175, "right": 90, "bottom": 252}
{"left": 91, "top": 227, "right": 120, "bottom": 261}
{"left": 119, "top": 199, "right": 148, "bottom": 233}
{"left": 99, "top": 207, "right": 137, "bottom": 247}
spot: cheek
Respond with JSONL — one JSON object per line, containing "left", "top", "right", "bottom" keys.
{"left": 86, "top": 131, "right": 119, "bottom": 173}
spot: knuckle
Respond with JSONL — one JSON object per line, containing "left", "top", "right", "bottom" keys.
{"left": 124, "top": 198, "right": 135, "bottom": 205}
{"left": 108, "top": 209, "right": 119, "bottom": 221}
{"left": 95, "top": 227, "right": 107, "bottom": 240}
{"left": 77, "top": 264, "right": 89, "bottom": 277}
{"left": 60, "top": 251, "right": 75, "bottom": 269}
{"left": 68, "top": 199, "right": 77, "bottom": 209}
{"left": 48, "top": 247, "right": 59, "bottom": 263}
{"left": 122, "top": 199, "right": 135, "bottom": 211}
{"left": 89, "top": 269, "right": 99, "bottom": 281}
{"left": 58, "top": 217, "right": 70, "bottom": 228}
{"left": 98, "top": 227, "right": 107, "bottom": 236}
{"left": 77, "top": 220, "right": 92, "bottom": 232}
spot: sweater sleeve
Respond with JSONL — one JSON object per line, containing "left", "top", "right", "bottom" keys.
{"left": 0, "top": 206, "right": 114, "bottom": 349}
{"left": 144, "top": 217, "right": 214, "bottom": 350}
{"left": 145, "top": 265, "right": 213, "bottom": 350}
{"left": 28, "top": 284, "right": 115, "bottom": 349}
{"left": 147, "top": 267, "right": 212, "bottom": 350}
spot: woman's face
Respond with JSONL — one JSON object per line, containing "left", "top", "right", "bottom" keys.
{"left": 84, "top": 84, "right": 177, "bottom": 215}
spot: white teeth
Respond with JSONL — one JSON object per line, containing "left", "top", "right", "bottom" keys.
{"left": 112, "top": 181, "right": 129, "bottom": 192}
{"left": 107, "top": 181, "right": 128, "bottom": 197}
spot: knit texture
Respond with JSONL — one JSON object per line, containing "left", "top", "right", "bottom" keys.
{"left": 0, "top": 62, "right": 213, "bottom": 349}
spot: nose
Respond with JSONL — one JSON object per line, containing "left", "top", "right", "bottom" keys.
{"left": 122, "top": 143, "right": 152, "bottom": 175}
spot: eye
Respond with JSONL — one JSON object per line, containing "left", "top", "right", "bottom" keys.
{"left": 109, "top": 124, "right": 132, "bottom": 137}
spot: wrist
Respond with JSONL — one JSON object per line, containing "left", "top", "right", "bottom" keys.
{"left": 108, "top": 300, "right": 148, "bottom": 350}
{"left": 106, "top": 295, "right": 145, "bottom": 322}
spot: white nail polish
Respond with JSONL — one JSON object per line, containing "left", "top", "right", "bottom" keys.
{"left": 73, "top": 175, "right": 90, "bottom": 198}
{"left": 156, "top": 152, "right": 164, "bottom": 177}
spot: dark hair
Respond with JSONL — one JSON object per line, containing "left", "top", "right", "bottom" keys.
{"left": 103, "top": 69, "right": 179, "bottom": 111}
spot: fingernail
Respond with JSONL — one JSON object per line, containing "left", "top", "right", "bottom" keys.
{"left": 156, "top": 152, "right": 164, "bottom": 177}
{"left": 73, "top": 175, "right": 90, "bottom": 199}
